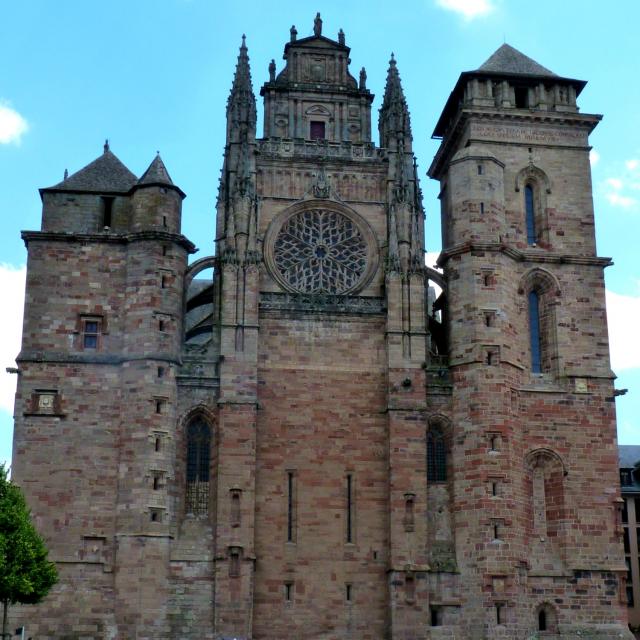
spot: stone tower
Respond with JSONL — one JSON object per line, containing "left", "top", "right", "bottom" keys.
{"left": 10, "top": 20, "right": 631, "bottom": 640}
{"left": 427, "top": 44, "right": 630, "bottom": 638}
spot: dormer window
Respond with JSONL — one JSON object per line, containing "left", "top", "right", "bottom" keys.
{"left": 310, "top": 121, "right": 326, "bottom": 140}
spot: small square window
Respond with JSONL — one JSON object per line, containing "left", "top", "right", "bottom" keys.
{"left": 82, "top": 318, "right": 101, "bottom": 349}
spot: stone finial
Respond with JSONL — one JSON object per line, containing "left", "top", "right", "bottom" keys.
{"left": 64, "top": 168, "right": 68, "bottom": 180}
{"left": 269, "top": 59, "right": 276, "bottom": 82}
{"left": 104, "top": 139, "right": 110, "bottom": 153}
{"left": 241, "top": 33, "right": 247, "bottom": 50}
{"left": 290, "top": 24, "right": 297, "bottom": 42}
{"left": 313, "top": 12, "right": 322, "bottom": 37}
{"left": 338, "top": 28, "right": 345, "bottom": 46}
{"left": 359, "top": 67, "right": 367, "bottom": 91}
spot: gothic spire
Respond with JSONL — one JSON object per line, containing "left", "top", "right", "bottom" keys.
{"left": 226, "top": 34, "right": 257, "bottom": 140}
{"left": 379, "top": 55, "right": 423, "bottom": 274}
{"left": 218, "top": 35, "right": 259, "bottom": 265}
{"left": 379, "top": 54, "right": 412, "bottom": 150}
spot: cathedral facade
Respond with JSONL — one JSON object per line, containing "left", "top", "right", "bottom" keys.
{"left": 11, "top": 15, "right": 632, "bottom": 640}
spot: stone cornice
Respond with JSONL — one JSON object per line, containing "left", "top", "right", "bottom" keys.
{"left": 437, "top": 241, "right": 612, "bottom": 268}
{"left": 429, "top": 108, "right": 601, "bottom": 179}
{"left": 17, "top": 351, "right": 182, "bottom": 366}
{"left": 21, "top": 230, "right": 197, "bottom": 253}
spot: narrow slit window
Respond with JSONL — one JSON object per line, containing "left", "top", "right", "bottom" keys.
{"left": 161, "top": 275, "right": 167, "bottom": 289}
{"left": 477, "top": 164, "right": 483, "bottom": 175}
{"left": 157, "top": 366, "right": 164, "bottom": 378}
{"left": 154, "top": 436, "right": 161, "bottom": 452}
{"left": 231, "top": 490, "right": 241, "bottom": 527}
{"left": 496, "top": 604, "right": 504, "bottom": 625}
{"left": 346, "top": 474, "right": 353, "bottom": 543}
{"left": 285, "top": 582, "right": 293, "bottom": 601}
{"left": 153, "top": 475, "right": 160, "bottom": 490}
{"left": 287, "top": 471, "right": 295, "bottom": 542}
{"left": 163, "top": 215, "right": 168, "bottom": 228}
{"left": 430, "top": 606, "right": 442, "bottom": 627}
{"left": 491, "top": 481, "right": 498, "bottom": 496}
{"left": 525, "top": 184, "right": 536, "bottom": 244}
{"left": 155, "top": 400, "right": 163, "bottom": 414}
{"left": 480, "top": 201, "right": 485, "bottom": 214}
{"left": 159, "top": 319, "right": 165, "bottom": 332}
{"left": 528, "top": 290, "right": 542, "bottom": 373}
{"left": 346, "top": 583, "right": 352, "bottom": 602}
{"left": 101, "top": 196, "right": 114, "bottom": 228}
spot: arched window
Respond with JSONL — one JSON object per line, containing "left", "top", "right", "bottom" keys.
{"left": 536, "top": 602, "right": 558, "bottom": 633}
{"left": 427, "top": 430, "right": 447, "bottom": 482}
{"left": 525, "top": 184, "right": 536, "bottom": 244}
{"left": 186, "top": 417, "right": 211, "bottom": 516}
{"left": 538, "top": 609, "right": 547, "bottom": 631}
{"left": 528, "top": 289, "right": 542, "bottom": 373}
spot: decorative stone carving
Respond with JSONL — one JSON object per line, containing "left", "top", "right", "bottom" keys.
{"left": 260, "top": 292, "right": 385, "bottom": 315}
{"left": 264, "top": 200, "right": 379, "bottom": 296}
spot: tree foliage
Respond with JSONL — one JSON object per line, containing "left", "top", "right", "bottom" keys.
{"left": 0, "top": 466, "right": 57, "bottom": 606}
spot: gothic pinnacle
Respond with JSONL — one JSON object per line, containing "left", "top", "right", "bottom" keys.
{"left": 227, "top": 33, "right": 256, "bottom": 128}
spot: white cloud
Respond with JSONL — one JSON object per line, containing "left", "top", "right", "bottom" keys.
{"left": 589, "top": 149, "right": 600, "bottom": 166}
{"left": 606, "top": 177, "right": 623, "bottom": 190}
{"left": 435, "top": 0, "right": 494, "bottom": 19}
{"left": 0, "top": 264, "right": 26, "bottom": 414}
{"left": 606, "top": 288, "right": 640, "bottom": 371}
{"left": 626, "top": 159, "right": 639, "bottom": 171}
{"left": 425, "top": 250, "right": 442, "bottom": 270}
{"left": 606, "top": 192, "right": 637, "bottom": 208}
{"left": 0, "top": 101, "right": 28, "bottom": 145}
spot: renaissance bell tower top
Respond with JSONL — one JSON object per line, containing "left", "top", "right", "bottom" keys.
{"left": 259, "top": 13, "right": 374, "bottom": 142}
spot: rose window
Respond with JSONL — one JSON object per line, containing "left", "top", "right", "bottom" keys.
{"left": 272, "top": 209, "right": 368, "bottom": 294}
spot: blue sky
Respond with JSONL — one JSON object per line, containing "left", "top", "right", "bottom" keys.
{"left": 1, "top": 0, "right": 639, "bottom": 467}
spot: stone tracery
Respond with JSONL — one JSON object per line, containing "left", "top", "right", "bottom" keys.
{"left": 273, "top": 208, "right": 368, "bottom": 294}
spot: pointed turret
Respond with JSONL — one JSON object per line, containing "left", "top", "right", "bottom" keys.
{"left": 133, "top": 153, "right": 185, "bottom": 198}
{"left": 217, "top": 36, "right": 258, "bottom": 264}
{"left": 379, "top": 55, "right": 423, "bottom": 273}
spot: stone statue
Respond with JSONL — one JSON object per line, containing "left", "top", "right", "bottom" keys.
{"left": 269, "top": 59, "right": 276, "bottom": 82}
{"left": 338, "top": 29, "right": 345, "bottom": 46}
{"left": 359, "top": 67, "right": 367, "bottom": 91}
{"left": 313, "top": 12, "right": 322, "bottom": 37}
{"left": 290, "top": 25, "right": 297, "bottom": 42}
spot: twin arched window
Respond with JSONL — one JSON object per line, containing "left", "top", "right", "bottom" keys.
{"left": 186, "top": 417, "right": 211, "bottom": 515}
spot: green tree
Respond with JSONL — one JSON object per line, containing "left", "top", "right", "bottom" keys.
{"left": 0, "top": 466, "right": 57, "bottom": 638}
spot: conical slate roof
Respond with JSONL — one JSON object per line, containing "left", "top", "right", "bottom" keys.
{"left": 45, "top": 142, "right": 137, "bottom": 193}
{"left": 137, "top": 154, "right": 174, "bottom": 187}
{"left": 478, "top": 44, "right": 556, "bottom": 77}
